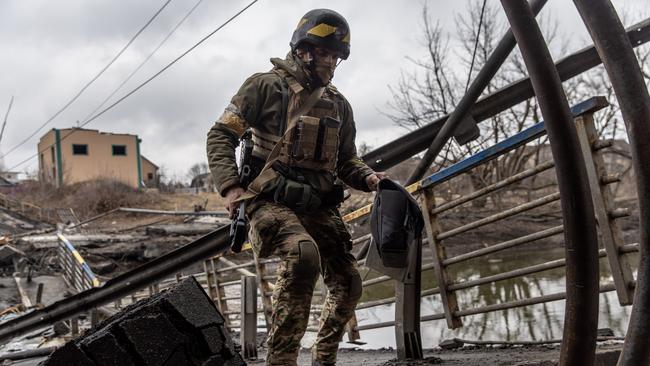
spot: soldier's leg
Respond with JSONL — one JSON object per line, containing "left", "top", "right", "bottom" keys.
{"left": 301, "top": 208, "right": 362, "bottom": 365}
{"left": 248, "top": 200, "right": 321, "bottom": 366}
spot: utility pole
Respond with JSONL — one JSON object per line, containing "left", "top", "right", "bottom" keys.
{"left": 0, "top": 96, "right": 14, "bottom": 172}
{"left": 0, "top": 96, "right": 14, "bottom": 147}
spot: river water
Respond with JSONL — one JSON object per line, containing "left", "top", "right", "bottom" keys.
{"left": 335, "top": 247, "right": 636, "bottom": 350}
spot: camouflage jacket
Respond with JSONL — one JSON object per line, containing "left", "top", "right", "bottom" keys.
{"left": 206, "top": 53, "right": 375, "bottom": 197}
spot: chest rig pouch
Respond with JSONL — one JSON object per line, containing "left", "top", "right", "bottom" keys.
{"left": 243, "top": 72, "right": 344, "bottom": 212}
{"left": 282, "top": 115, "right": 341, "bottom": 172}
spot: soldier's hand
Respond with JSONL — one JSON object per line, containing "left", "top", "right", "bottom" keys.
{"left": 224, "top": 186, "right": 246, "bottom": 218}
{"left": 366, "top": 172, "right": 387, "bottom": 191}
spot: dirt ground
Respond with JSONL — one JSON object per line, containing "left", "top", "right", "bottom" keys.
{"left": 239, "top": 342, "right": 623, "bottom": 365}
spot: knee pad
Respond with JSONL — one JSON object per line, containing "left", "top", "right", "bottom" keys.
{"left": 291, "top": 240, "right": 321, "bottom": 281}
{"left": 348, "top": 271, "right": 362, "bottom": 301}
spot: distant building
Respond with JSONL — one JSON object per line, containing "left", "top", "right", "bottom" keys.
{"left": 37, "top": 128, "right": 159, "bottom": 188}
{"left": 190, "top": 172, "right": 215, "bottom": 192}
{"left": 0, "top": 176, "right": 14, "bottom": 187}
{"left": 141, "top": 156, "right": 160, "bottom": 188}
{"left": 0, "top": 171, "right": 19, "bottom": 185}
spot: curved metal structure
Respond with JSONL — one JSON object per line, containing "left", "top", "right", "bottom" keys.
{"left": 499, "top": 1, "right": 600, "bottom": 365}
{"left": 571, "top": 1, "right": 650, "bottom": 365}
{"left": 363, "top": 18, "right": 650, "bottom": 173}
{"left": 405, "top": 0, "right": 548, "bottom": 185}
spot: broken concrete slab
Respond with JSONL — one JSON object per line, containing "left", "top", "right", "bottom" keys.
{"left": 41, "top": 277, "right": 243, "bottom": 366}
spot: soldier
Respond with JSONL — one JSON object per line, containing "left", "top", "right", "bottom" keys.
{"left": 206, "top": 9, "right": 384, "bottom": 366}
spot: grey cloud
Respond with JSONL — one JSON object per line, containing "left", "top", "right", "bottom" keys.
{"left": 0, "top": 0, "right": 647, "bottom": 178}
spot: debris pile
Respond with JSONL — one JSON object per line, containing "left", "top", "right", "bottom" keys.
{"left": 41, "top": 277, "right": 244, "bottom": 366}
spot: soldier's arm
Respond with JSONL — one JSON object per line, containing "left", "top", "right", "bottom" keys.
{"left": 206, "top": 75, "right": 265, "bottom": 197}
{"left": 336, "top": 101, "right": 375, "bottom": 192}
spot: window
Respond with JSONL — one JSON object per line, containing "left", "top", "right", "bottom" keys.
{"left": 72, "top": 144, "right": 88, "bottom": 155}
{"left": 112, "top": 145, "right": 127, "bottom": 156}
{"left": 147, "top": 173, "right": 154, "bottom": 180}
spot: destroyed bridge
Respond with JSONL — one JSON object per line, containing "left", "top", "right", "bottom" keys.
{"left": 2, "top": 1, "right": 650, "bottom": 365}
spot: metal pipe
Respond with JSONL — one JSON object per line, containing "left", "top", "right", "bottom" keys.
{"left": 443, "top": 225, "right": 564, "bottom": 266}
{"left": 216, "top": 257, "right": 256, "bottom": 277}
{"left": 118, "top": 207, "right": 228, "bottom": 216}
{"left": 363, "top": 18, "right": 650, "bottom": 172}
{"left": 499, "top": 2, "right": 600, "bottom": 363}
{"left": 571, "top": 3, "right": 650, "bottom": 365}
{"left": 455, "top": 283, "right": 617, "bottom": 318}
{"left": 355, "top": 283, "right": 619, "bottom": 332}
{"left": 432, "top": 160, "right": 555, "bottom": 214}
{"left": 437, "top": 192, "right": 560, "bottom": 240}
{"left": 406, "top": 0, "right": 548, "bottom": 184}
{"left": 448, "top": 257, "right": 566, "bottom": 292}
{"left": 0, "top": 226, "right": 231, "bottom": 342}
{"left": 356, "top": 287, "right": 441, "bottom": 311}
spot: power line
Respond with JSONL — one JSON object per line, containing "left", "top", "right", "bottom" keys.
{"left": 80, "top": 0, "right": 205, "bottom": 124}
{"left": 465, "top": 0, "right": 488, "bottom": 93}
{"left": 7, "top": 0, "right": 260, "bottom": 173}
{"left": 0, "top": 0, "right": 173, "bottom": 160}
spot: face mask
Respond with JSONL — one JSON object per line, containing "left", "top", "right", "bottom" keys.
{"left": 295, "top": 48, "right": 338, "bottom": 86}
{"left": 312, "top": 60, "right": 336, "bottom": 85}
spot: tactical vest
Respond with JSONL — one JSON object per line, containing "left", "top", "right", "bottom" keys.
{"left": 251, "top": 69, "right": 341, "bottom": 174}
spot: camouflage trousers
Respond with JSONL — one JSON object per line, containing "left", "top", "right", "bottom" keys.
{"left": 247, "top": 199, "right": 362, "bottom": 366}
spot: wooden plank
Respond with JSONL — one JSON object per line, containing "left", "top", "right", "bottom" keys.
{"left": 421, "top": 189, "right": 462, "bottom": 328}
{"left": 209, "top": 258, "right": 231, "bottom": 315}
{"left": 575, "top": 114, "right": 635, "bottom": 305}
{"left": 203, "top": 260, "right": 219, "bottom": 304}
{"left": 13, "top": 276, "right": 33, "bottom": 308}
{"left": 240, "top": 275, "right": 258, "bottom": 360}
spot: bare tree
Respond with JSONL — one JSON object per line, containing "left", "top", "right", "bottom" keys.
{"left": 187, "top": 162, "right": 209, "bottom": 182}
{"left": 385, "top": 1, "right": 649, "bottom": 204}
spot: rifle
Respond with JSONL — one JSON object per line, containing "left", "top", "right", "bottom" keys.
{"left": 230, "top": 130, "right": 253, "bottom": 253}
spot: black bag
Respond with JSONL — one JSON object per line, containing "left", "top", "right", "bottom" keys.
{"left": 370, "top": 179, "right": 424, "bottom": 268}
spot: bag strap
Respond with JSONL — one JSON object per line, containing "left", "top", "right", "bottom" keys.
{"left": 235, "top": 86, "right": 325, "bottom": 202}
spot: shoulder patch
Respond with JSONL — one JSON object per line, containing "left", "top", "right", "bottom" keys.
{"left": 217, "top": 103, "right": 248, "bottom": 137}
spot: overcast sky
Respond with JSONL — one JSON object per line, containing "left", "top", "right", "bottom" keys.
{"left": 0, "top": 0, "right": 648, "bottom": 181}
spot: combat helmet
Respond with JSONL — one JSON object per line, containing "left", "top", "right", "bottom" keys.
{"left": 290, "top": 9, "right": 350, "bottom": 60}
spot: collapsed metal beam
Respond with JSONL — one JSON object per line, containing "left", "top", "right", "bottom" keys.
{"left": 499, "top": 1, "right": 600, "bottom": 365}
{"left": 0, "top": 226, "right": 230, "bottom": 342}
{"left": 571, "top": 1, "right": 650, "bottom": 365}
{"left": 364, "top": 17, "right": 650, "bottom": 172}
{"left": 406, "top": 0, "right": 548, "bottom": 185}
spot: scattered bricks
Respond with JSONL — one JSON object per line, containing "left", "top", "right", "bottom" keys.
{"left": 201, "top": 326, "right": 226, "bottom": 354}
{"left": 439, "top": 338, "right": 464, "bottom": 350}
{"left": 40, "top": 342, "right": 95, "bottom": 366}
{"left": 80, "top": 332, "right": 135, "bottom": 366}
{"left": 119, "top": 313, "right": 189, "bottom": 366}
{"left": 164, "top": 277, "right": 225, "bottom": 327}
